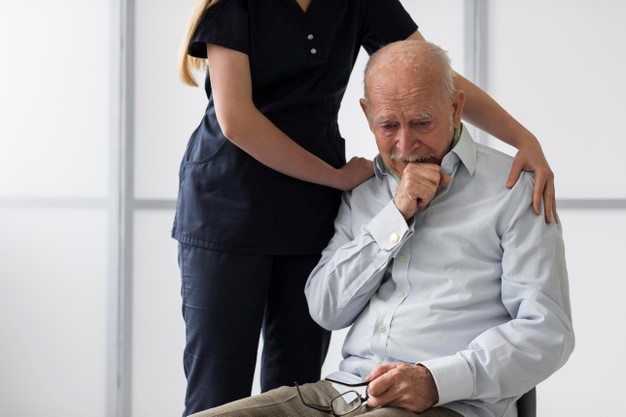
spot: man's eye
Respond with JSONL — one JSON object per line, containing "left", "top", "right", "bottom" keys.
{"left": 382, "top": 123, "right": 395, "bottom": 130}
{"left": 416, "top": 121, "right": 430, "bottom": 128}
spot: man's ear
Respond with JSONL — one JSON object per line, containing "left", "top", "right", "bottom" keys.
{"left": 359, "top": 98, "right": 374, "bottom": 131}
{"left": 452, "top": 89, "right": 465, "bottom": 127}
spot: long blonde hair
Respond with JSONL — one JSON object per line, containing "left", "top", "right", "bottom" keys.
{"left": 179, "top": 0, "right": 221, "bottom": 87}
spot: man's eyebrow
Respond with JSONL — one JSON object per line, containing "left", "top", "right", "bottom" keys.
{"left": 416, "top": 112, "right": 434, "bottom": 120}
{"left": 373, "top": 115, "right": 394, "bottom": 124}
{"left": 373, "top": 112, "right": 434, "bottom": 124}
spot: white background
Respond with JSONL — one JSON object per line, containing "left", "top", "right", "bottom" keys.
{"left": 1, "top": 1, "right": 624, "bottom": 416}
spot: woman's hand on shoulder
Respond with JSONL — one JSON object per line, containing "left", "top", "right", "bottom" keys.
{"left": 336, "top": 157, "right": 374, "bottom": 191}
{"left": 506, "top": 135, "right": 558, "bottom": 224}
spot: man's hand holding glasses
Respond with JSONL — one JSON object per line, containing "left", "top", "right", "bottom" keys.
{"left": 295, "top": 362, "right": 438, "bottom": 415}
{"left": 366, "top": 362, "right": 438, "bottom": 413}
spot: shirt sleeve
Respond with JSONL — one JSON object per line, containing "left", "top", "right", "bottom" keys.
{"left": 421, "top": 174, "right": 575, "bottom": 405}
{"left": 189, "top": 0, "right": 250, "bottom": 58}
{"left": 361, "top": 0, "right": 418, "bottom": 55}
{"left": 305, "top": 193, "right": 413, "bottom": 330}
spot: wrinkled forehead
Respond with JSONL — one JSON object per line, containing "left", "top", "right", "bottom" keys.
{"left": 366, "top": 72, "right": 444, "bottom": 116}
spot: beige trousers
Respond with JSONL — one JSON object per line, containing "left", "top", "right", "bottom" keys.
{"left": 189, "top": 381, "right": 462, "bottom": 417}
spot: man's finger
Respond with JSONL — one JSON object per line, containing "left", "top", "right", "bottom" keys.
{"left": 366, "top": 368, "right": 398, "bottom": 397}
{"left": 366, "top": 363, "right": 395, "bottom": 382}
{"left": 366, "top": 384, "right": 401, "bottom": 408}
{"left": 439, "top": 173, "right": 451, "bottom": 187}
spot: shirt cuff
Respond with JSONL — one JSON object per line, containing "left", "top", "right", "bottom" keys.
{"left": 420, "top": 354, "right": 474, "bottom": 406}
{"left": 364, "top": 200, "right": 412, "bottom": 251}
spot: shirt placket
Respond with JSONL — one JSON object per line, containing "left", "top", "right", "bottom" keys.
{"left": 303, "top": 23, "right": 320, "bottom": 60}
{"left": 367, "top": 174, "right": 411, "bottom": 364}
{"left": 391, "top": 240, "right": 412, "bottom": 314}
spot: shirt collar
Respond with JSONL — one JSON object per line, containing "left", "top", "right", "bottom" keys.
{"left": 441, "top": 124, "right": 476, "bottom": 176}
{"left": 373, "top": 154, "right": 390, "bottom": 180}
{"left": 373, "top": 123, "right": 477, "bottom": 181}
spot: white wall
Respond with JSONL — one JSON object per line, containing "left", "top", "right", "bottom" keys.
{"left": 0, "top": 1, "right": 112, "bottom": 416}
{"left": 483, "top": 1, "right": 626, "bottom": 412}
{"left": 1, "top": 1, "right": 624, "bottom": 417}
{"left": 485, "top": 0, "right": 626, "bottom": 199}
{"left": 130, "top": 2, "right": 200, "bottom": 415}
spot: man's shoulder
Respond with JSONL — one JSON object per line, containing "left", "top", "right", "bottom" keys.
{"left": 350, "top": 174, "right": 389, "bottom": 200}
{"left": 475, "top": 142, "right": 514, "bottom": 168}
{"left": 475, "top": 143, "right": 535, "bottom": 188}
{"left": 468, "top": 143, "right": 536, "bottom": 218}
{"left": 342, "top": 174, "right": 391, "bottom": 215}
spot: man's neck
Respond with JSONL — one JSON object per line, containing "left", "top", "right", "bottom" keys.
{"left": 449, "top": 124, "right": 463, "bottom": 151}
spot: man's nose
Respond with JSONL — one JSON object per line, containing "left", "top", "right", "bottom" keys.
{"left": 396, "top": 128, "right": 418, "bottom": 153}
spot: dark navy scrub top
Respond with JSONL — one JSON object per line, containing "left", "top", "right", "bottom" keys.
{"left": 172, "top": 0, "right": 417, "bottom": 255}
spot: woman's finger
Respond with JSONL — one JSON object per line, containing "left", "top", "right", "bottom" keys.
{"left": 506, "top": 155, "right": 524, "bottom": 189}
{"left": 532, "top": 172, "right": 545, "bottom": 217}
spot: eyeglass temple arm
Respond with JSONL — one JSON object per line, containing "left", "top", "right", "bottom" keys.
{"left": 324, "top": 378, "right": 370, "bottom": 402}
{"left": 295, "top": 383, "right": 334, "bottom": 413}
{"left": 324, "top": 378, "right": 370, "bottom": 388}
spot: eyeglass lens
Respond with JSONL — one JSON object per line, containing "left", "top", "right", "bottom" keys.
{"left": 331, "top": 390, "right": 363, "bottom": 415}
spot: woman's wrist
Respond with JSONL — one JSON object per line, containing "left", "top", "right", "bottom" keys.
{"left": 333, "top": 168, "right": 349, "bottom": 191}
{"left": 513, "top": 129, "right": 540, "bottom": 151}
{"left": 319, "top": 166, "right": 345, "bottom": 191}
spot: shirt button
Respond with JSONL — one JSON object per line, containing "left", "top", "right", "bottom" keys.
{"left": 307, "top": 34, "right": 314, "bottom": 40}
{"left": 397, "top": 290, "right": 406, "bottom": 298}
{"left": 397, "top": 255, "right": 406, "bottom": 263}
{"left": 390, "top": 233, "right": 400, "bottom": 245}
{"left": 310, "top": 48, "right": 317, "bottom": 55}
{"left": 378, "top": 325, "right": 386, "bottom": 333}
{"left": 375, "top": 355, "right": 383, "bottom": 363}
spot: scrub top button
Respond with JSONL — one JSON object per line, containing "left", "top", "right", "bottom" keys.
{"left": 307, "top": 34, "right": 314, "bottom": 40}
{"left": 310, "top": 48, "right": 317, "bottom": 54}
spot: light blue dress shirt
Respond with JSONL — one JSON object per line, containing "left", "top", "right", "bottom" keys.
{"left": 305, "top": 126, "right": 574, "bottom": 417}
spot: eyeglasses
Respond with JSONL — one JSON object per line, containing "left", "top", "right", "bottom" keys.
{"left": 295, "top": 378, "right": 370, "bottom": 416}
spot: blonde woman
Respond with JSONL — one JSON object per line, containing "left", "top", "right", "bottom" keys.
{"left": 173, "top": 0, "right": 557, "bottom": 414}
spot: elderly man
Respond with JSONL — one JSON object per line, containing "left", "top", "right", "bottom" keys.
{"left": 190, "top": 40, "right": 574, "bottom": 417}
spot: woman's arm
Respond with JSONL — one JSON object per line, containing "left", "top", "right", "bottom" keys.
{"left": 407, "top": 30, "right": 557, "bottom": 223}
{"left": 452, "top": 71, "right": 557, "bottom": 224}
{"left": 206, "top": 43, "right": 373, "bottom": 191}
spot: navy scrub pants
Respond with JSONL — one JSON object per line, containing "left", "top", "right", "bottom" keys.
{"left": 179, "top": 243, "right": 331, "bottom": 416}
